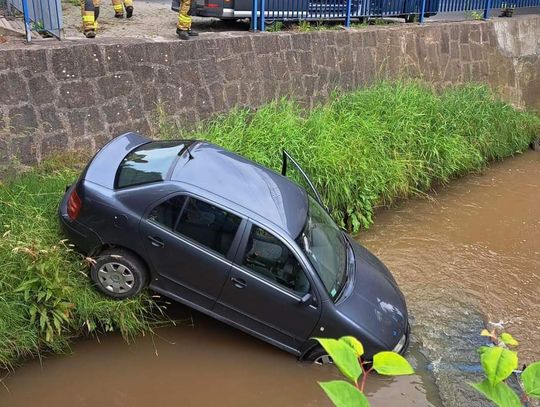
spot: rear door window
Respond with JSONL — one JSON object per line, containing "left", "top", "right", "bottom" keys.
{"left": 148, "top": 195, "right": 187, "bottom": 230}
{"left": 176, "top": 198, "right": 242, "bottom": 257}
{"left": 241, "top": 225, "right": 310, "bottom": 295}
{"left": 116, "top": 141, "right": 189, "bottom": 189}
{"left": 149, "top": 196, "right": 242, "bottom": 258}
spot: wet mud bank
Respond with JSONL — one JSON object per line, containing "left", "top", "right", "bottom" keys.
{"left": 0, "top": 151, "right": 539, "bottom": 406}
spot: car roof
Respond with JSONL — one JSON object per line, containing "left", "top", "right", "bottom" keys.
{"left": 170, "top": 142, "right": 308, "bottom": 238}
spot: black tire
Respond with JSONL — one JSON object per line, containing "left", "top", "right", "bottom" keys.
{"left": 304, "top": 346, "right": 333, "bottom": 364}
{"left": 90, "top": 249, "right": 149, "bottom": 300}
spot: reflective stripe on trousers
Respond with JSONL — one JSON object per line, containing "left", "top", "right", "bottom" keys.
{"left": 81, "top": 0, "right": 134, "bottom": 30}
{"left": 177, "top": 0, "right": 192, "bottom": 30}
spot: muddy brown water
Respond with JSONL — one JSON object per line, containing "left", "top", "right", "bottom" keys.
{"left": 1, "top": 151, "right": 538, "bottom": 407}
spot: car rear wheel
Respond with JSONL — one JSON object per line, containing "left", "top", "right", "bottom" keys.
{"left": 90, "top": 249, "right": 149, "bottom": 299}
{"left": 305, "top": 346, "right": 333, "bottom": 365}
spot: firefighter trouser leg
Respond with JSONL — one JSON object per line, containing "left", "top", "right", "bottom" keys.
{"left": 81, "top": 0, "right": 101, "bottom": 33}
{"left": 112, "top": 0, "right": 133, "bottom": 16}
{"left": 177, "top": 0, "right": 192, "bottom": 30}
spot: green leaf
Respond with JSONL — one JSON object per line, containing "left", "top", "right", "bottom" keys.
{"left": 319, "top": 380, "right": 370, "bottom": 407}
{"left": 372, "top": 351, "right": 414, "bottom": 376}
{"left": 499, "top": 333, "right": 519, "bottom": 347}
{"left": 522, "top": 362, "right": 540, "bottom": 398}
{"left": 340, "top": 336, "right": 364, "bottom": 358}
{"left": 471, "top": 380, "right": 521, "bottom": 407}
{"left": 314, "top": 338, "right": 362, "bottom": 384}
{"left": 480, "top": 347, "right": 518, "bottom": 386}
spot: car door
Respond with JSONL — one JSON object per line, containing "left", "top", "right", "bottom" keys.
{"left": 140, "top": 194, "right": 246, "bottom": 310}
{"left": 281, "top": 151, "right": 328, "bottom": 212}
{"left": 214, "top": 221, "right": 321, "bottom": 352}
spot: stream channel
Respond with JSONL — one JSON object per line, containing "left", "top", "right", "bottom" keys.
{"left": 1, "top": 151, "right": 538, "bottom": 407}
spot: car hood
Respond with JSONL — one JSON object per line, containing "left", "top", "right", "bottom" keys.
{"left": 337, "top": 238, "right": 408, "bottom": 349}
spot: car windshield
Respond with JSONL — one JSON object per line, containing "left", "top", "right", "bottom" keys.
{"left": 296, "top": 196, "right": 348, "bottom": 301}
{"left": 115, "top": 141, "right": 189, "bottom": 189}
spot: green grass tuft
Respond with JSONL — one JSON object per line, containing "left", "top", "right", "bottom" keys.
{"left": 0, "top": 158, "right": 159, "bottom": 370}
{"left": 158, "top": 81, "right": 539, "bottom": 231}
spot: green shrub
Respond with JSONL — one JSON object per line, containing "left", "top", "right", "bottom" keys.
{"left": 0, "top": 160, "right": 159, "bottom": 370}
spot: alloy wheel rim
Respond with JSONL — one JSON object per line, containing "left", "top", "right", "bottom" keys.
{"left": 97, "top": 262, "right": 135, "bottom": 294}
{"left": 314, "top": 354, "right": 333, "bottom": 365}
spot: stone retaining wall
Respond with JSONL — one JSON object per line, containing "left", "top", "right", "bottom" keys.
{"left": 0, "top": 15, "right": 539, "bottom": 170}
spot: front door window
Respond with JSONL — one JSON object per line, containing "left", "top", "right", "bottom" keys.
{"left": 242, "top": 225, "right": 310, "bottom": 295}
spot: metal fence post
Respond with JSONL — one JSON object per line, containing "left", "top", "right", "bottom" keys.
{"left": 21, "top": 0, "right": 32, "bottom": 42}
{"left": 483, "top": 0, "right": 492, "bottom": 19}
{"left": 259, "top": 0, "right": 265, "bottom": 31}
{"left": 251, "top": 0, "right": 258, "bottom": 31}
{"left": 419, "top": 0, "right": 427, "bottom": 23}
{"left": 345, "top": 0, "right": 352, "bottom": 27}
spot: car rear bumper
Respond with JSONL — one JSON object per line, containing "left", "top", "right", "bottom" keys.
{"left": 58, "top": 186, "right": 102, "bottom": 256}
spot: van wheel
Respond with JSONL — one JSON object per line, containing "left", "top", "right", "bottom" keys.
{"left": 305, "top": 346, "right": 333, "bottom": 365}
{"left": 90, "top": 249, "right": 149, "bottom": 299}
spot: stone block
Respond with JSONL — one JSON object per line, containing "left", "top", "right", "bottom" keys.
{"left": 0, "top": 72, "right": 28, "bottom": 105}
{"left": 50, "top": 48, "right": 80, "bottom": 81}
{"left": 58, "top": 80, "right": 96, "bottom": 108}
{"left": 78, "top": 45, "right": 107, "bottom": 78}
{"left": 42, "top": 132, "right": 69, "bottom": 158}
{"left": 10, "top": 49, "right": 48, "bottom": 75}
{"left": 39, "top": 107, "right": 64, "bottom": 132}
{"left": 123, "top": 43, "right": 148, "bottom": 64}
{"left": 28, "top": 76, "right": 55, "bottom": 106}
{"left": 97, "top": 73, "right": 135, "bottom": 100}
{"left": 10, "top": 134, "right": 37, "bottom": 164}
{"left": 102, "top": 100, "right": 131, "bottom": 124}
{"left": 146, "top": 43, "right": 173, "bottom": 66}
{"left": 8, "top": 105, "right": 38, "bottom": 133}
{"left": 103, "top": 44, "right": 129, "bottom": 73}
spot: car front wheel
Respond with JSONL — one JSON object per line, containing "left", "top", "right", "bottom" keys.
{"left": 90, "top": 249, "right": 149, "bottom": 299}
{"left": 305, "top": 346, "right": 333, "bottom": 365}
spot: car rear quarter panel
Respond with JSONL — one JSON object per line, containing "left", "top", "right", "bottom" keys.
{"left": 79, "top": 181, "right": 180, "bottom": 268}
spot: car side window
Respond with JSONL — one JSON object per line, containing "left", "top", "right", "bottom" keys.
{"left": 175, "top": 198, "right": 242, "bottom": 257}
{"left": 148, "top": 195, "right": 186, "bottom": 229}
{"left": 242, "top": 225, "right": 310, "bottom": 295}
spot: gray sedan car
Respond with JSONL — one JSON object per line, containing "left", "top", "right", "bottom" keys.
{"left": 59, "top": 132, "right": 409, "bottom": 361}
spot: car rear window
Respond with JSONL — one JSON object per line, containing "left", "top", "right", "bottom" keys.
{"left": 115, "top": 141, "right": 188, "bottom": 189}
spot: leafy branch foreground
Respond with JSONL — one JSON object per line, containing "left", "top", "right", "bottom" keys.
{"left": 315, "top": 336, "right": 414, "bottom": 407}
{"left": 0, "top": 81, "right": 538, "bottom": 370}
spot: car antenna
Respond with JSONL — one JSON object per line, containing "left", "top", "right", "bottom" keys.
{"left": 181, "top": 141, "right": 195, "bottom": 160}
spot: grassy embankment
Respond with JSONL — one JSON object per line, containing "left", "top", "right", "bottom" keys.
{"left": 0, "top": 81, "right": 538, "bottom": 370}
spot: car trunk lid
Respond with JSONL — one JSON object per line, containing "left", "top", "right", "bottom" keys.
{"left": 83, "top": 132, "right": 150, "bottom": 189}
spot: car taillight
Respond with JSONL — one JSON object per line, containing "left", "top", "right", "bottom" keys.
{"left": 67, "top": 189, "right": 82, "bottom": 220}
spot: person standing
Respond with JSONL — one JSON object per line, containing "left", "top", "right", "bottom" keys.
{"left": 176, "top": 0, "right": 198, "bottom": 40}
{"left": 81, "top": 0, "right": 134, "bottom": 38}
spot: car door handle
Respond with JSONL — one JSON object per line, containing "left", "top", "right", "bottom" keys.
{"left": 147, "top": 235, "right": 165, "bottom": 248}
{"left": 231, "top": 277, "right": 247, "bottom": 289}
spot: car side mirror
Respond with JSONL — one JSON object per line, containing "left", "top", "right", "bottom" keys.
{"left": 299, "top": 292, "right": 313, "bottom": 305}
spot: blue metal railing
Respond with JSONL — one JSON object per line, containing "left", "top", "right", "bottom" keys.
{"left": 251, "top": 0, "right": 540, "bottom": 30}
{"left": 7, "top": 0, "right": 63, "bottom": 41}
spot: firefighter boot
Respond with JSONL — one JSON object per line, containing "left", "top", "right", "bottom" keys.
{"left": 126, "top": 5, "right": 133, "bottom": 17}
{"left": 112, "top": 0, "right": 124, "bottom": 17}
{"left": 176, "top": 28, "right": 190, "bottom": 40}
{"left": 188, "top": 29, "right": 198, "bottom": 36}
